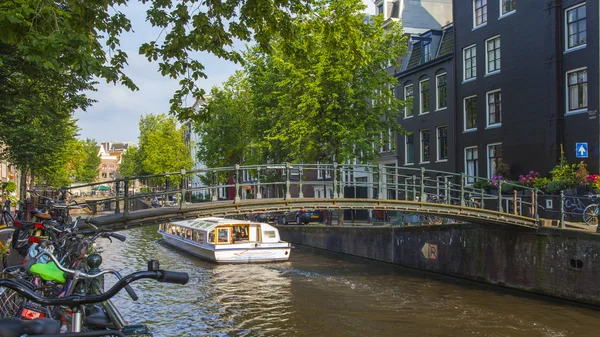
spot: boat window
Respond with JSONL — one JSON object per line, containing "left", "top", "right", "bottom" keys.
{"left": 232, "top": 226, "right": 249, "bottom": 241}
{"left": 186, "top": 229, "right": 192, "bottom": 240}
{"left": 217, "top": 228, "right": 230, "bottom": 243}
{"left": 263, "top": 230, "right": 276, "bottom": 239}
{"left": 196, "top": 231, "right": 205, "bottom": 244}
{"left": 208, "top": 231, "right": 215, "bottom": 243}
{"left": 159, "top": 224, "right": 164, "bottom": 231}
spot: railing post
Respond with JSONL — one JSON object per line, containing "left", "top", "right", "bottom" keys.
{"left": 444, "top": 176, "right": 449, "bottom": 204}
{"left": 498, "top": 180, "right": 504, "bottom": 213}
{"left": 285, "top": 162, "right": 291, "bottom": 200}
{"left": 123, "top": 177, "right": 129, "bottom": 216}
{"left": 256, "top": 167, "right": 262, "bottom": 199}
{"left": 211, "top": 170, "right": 218, "bottom": 202}
{"left": 180, "top": 169, "right": 186, "bottom": 209}
{"left": 559, "top": 190, "right": 565, "bottom": 228}
{"left": 460, "top": 173, "right": 465, "bottom": 206}
{"left": 412, "top": 175, "right": 417, "bottom": 201}
{"left": 533, "top": 189, "right": 539, "bottom": 221}
{"left": 234, "top": 164, "right": 240, "bottom": 203}
{"left": 333, "top": 162, "right": 339, "bottom": 198}
{"left": 513, "top": 189, "right": 518, "bottom": 215}
{"left": 298, "top": 166, "right": 304, "bottom": 198}
{"left": 480, "top": 188, "right": 485, "bottom": 209}
{"left": 420, "top": 167, "right": 425, "bottom": 202}
{"left": 377, "top": 164, "right": 384, "bottom": 199}
{"left": 114, "top": 179, "right": 121, "bottom": 214}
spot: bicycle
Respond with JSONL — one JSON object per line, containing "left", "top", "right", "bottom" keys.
{"left": 582, "top": 195, "right": 599, "bottom": 226}
{"left": 0, "top": 259, "right": 188, "bottom": 336}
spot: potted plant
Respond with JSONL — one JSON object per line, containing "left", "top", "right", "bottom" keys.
{"left": 586, "top": 174, "right": 600, "bottom": 194}
{"left": 549, "top": 147, "right": 577, "bottom": 195}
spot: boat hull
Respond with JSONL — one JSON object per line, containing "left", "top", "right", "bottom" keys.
{"left": 161, "top": 234, "right": 291, "bottom": 264}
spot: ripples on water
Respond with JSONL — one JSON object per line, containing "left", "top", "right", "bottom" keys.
{"left": 97, "top": 226, "right": 600, "bottom": 337}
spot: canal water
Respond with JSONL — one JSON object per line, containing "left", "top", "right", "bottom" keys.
{"left": 98, "top": 225, "right": 600, "bottom": 337}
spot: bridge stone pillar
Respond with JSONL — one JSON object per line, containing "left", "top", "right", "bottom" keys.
{"left": 256, "top": 167, "right": 262, "bottom": 199}
{"left": 298, "top": 167, "right": 304, "bottom": 198}
{"left": 377, "top": 164, "right": 384, "bottom": 200}
{"left": 234, "top": 165, "right": 241, "bottom": 203}
{"left": 211, "top": 170, "right": 218, "bottom": 202}
{"left": 285, "top": 162, "right": 291, "bottom": 200}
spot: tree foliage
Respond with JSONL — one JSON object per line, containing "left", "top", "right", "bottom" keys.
{"left": 0, "top": 0, "right": 312, "bottom": 121}
{"left": 119, "top": 146, "right": 140, "bottom": 178}
{"left": 196, "top": 0, "right": 407, "bottom": 166}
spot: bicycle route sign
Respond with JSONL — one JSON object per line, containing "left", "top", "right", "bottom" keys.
{"left": 576, "top": 143, "right": 588, "bottom": 158}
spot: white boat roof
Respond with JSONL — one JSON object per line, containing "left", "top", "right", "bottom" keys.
{"left": 169, "top": 217, "right": 272, "bottom": 232}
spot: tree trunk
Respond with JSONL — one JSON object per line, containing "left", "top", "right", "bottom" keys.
{"left": 19, "top": 168, "right": 28, "bottom": 201}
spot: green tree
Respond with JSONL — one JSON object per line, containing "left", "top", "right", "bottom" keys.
{"left": 119, "top": 146, "right": 140, "bottom": 178}
{"left": 0, "top": 0, "right": 312, "bottom": 121}
{"left": 137, "top": 114, "right": 193, "bottom": 179}
{"left": 76, "top": 139, "right": 101, "bottom": 183}
{"left": 245, "top": 0, "right": 407, "bottom": 163}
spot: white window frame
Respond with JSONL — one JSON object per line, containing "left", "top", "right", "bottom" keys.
{"left": 487, "top": 143, "right": 502, "bottom": 179}
{"left": 419, "top": 129, "right": 430, "bottom": 164}
{"left": 317, "top": 164, "right": 332, "bottom": 180}
{"left": 404, "top": 84, "right": 414, "bottom": 118}
{"left": 463, "top": 44, "right": 477, "bottom": 82}
{"left": 564, "top": 2, "right": 587, "bottom": 52}
{"left": 486, "top": 89, "right": 502, "bottom": 128}
{"left": 436, "top": 125, "right": 448, "bottom": 162}
{"left": 419, "top": 78, "right": 430, "bottom": 115}
{"left": 463, "top": 95, "right": 478, "bottom": 132}
{"left": 565, "top": 67, "right": 588, "bottom": 115}
{"left": 423, "top": 43, "right": 432, "bottom": 62}
{"left": 436, "top": 73, "right": 448, "bottom": 111}
{"left": 473, "top": 0, "right": 488, "bottom": 29}
{"left": 464, "top": 146, "right": 479, "bottom": 186}
{"left": 405, "top": 134, "right": 414, "bottom": 165}
{"left": 499, "top": 0, "right": 516, "bottom": 18}
{"left": 485, "top": 35, "right": 501, "bottom": 75}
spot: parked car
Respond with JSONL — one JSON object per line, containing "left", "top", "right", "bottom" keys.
{"left": 255, "top": 211, "right": 283, "bottom": 224}
{"left": 279, "top": 209, "right": 325, "bottom": 225}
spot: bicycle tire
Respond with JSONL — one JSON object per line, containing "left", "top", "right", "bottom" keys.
{"left": 0, "top": 212, "right": 13, "bottom": 228}
{"left": 583, "top": 204, "right": 599, "bottom": 226}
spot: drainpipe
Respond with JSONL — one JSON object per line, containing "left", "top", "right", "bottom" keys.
{"left": 554, "top": 0, "right": 564, "bottom": 165}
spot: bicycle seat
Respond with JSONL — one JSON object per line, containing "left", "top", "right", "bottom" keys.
{"left": 0, "top": 317, "right": 59, "bottom": 337}
{"left": 84, "top": 305, "right": 116, "bottom": 328}
{"left": 29, "top": 262, "right": 66, "bottom": 283}
{"left": 33, "top": 212, "right": 52, "bottom": 220}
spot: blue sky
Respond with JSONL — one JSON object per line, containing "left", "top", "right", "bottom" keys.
{"left": 75, "top": 1, "right": 375, "bottom": 143}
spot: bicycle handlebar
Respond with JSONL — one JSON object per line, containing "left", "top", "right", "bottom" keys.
{"left": 0, "top": 268, "right": 189, "bottom": 306}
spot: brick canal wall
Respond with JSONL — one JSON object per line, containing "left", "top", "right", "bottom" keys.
{"left": 277, "top": 224, "right": 600, "bottom": 306}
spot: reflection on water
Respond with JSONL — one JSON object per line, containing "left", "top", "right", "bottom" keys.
{"left": 97, "top": 226, "right": 600, "bottom": 337}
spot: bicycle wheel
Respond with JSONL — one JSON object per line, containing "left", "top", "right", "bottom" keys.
{"left": 0, "top": 227, "right": 22, "bottom": 270}
{"left": 0, "top": 212, "right": 13, "bottom": 228}
{"left": 583, "top": 204, "right": 599, "bottom": 226}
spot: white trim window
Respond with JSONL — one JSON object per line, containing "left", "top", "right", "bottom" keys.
{"left": 565, "top": 3, "right": 586, "bottom": 51}
{"left": 317, "top": 164, "right": 332, "bottom": 180}
{"left": 420, "top": 79, "right": 430, "bottom": 115}
{"left": 436, "top": 126, "right": 448, "bottom": 161}
{"left": 463, "top": 45, "right": 476, "bottom": 81}
{"left": 423, "top": 42, "right": 432, "bottom": 62}
{"left": 485, "top": 36, "right": 500, "bottom": 74}
{"left": 464, "top": 96, "right": 477, "bottom": 131}
{"left": 404, "top": 84, "right": 414, "bottom": 118}
{"left": 500, "top": 0, "right": 516, "bottom": 16}
{"left": 465, "top": 146, "right": 479, "bottom": 185}
{"left": 566, "top": 68, "right": 588, "bottom": 113}
{"left": 486, "top": 89, "right": 502, "bottom": 127}
{"left": 405, "top": 134, "right": 414, "bottom": 165}
{"left": 420, "top": 129, "right": 430, "bottom": 163}
{"left": 436, "top": 73, "right": 447, "bottom": 110}
{"left": 474, "top": 0, "right": 488, "bottom": 28}
{"left": 487, "top": 143, "right": 502, "bottom": 179}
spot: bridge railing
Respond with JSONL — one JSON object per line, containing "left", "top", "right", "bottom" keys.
{"left": 66, "top": 163, "right": 540, "bottom": 221}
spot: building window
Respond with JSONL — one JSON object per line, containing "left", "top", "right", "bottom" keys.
{"left": 405, "top": 134, "right": 414, "bottom": 165}
{"left": 487, "top": 143, "right": 502, "bottom": 178}
{"left": 486, "top": 36, "right": 500, "bottom": 74}
{"left": 465, "top": 147, "right": 479, "bottom": 185}
{"left": 420, "top": 79, "right": 430, "bottom": 114}
{"left": 423, "top": 43, "right": 432, "bottom": 62}
{"left": 436, "top": 73, "right": 447, "bottom": 110}
{"left": 463, "top": 45, "right": 476, "bottom": 81}
{"left": 436, "top": 126, "right": 448, "bottom": 161}
{"left": 404, "top": 85, "right": 414, "bottom": 118}
{"left": 566, "top": 68, "right": 587, "bottom": 113}
{"left": 420, "top": 129, "right": 430, "bottom": 163}
{"left": 486, "top": 90, "right": 502, "bottom": 126}
{"left": 377, "top": 3, "right": 384, "bottom": 15}
{"left": 500, "top": 0, "right": 516, "bottom": 16}
{"left": 565, "top": 3, "right": 586, "bottom": 50}
{"left": 464, "top": 96, "right": 477, "bottom": 131}
{"left": 474, "top": 0, "right": 488, "bottom": 27}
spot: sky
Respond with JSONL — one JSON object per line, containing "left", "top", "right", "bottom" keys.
{"left": 75, "top": 1, "right": 376, "bottom": 143}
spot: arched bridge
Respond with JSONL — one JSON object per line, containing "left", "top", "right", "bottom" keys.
{"left": 62, "top": 163, "right": 541, "bottom": 231}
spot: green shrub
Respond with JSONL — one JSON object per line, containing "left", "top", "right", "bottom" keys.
{"left": 473, "top": 179, "right": 491, "bottom": 190}
{"left": 545, "top": 180, "right": 565, "bottom": 194}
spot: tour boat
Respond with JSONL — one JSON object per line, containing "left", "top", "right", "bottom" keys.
{"left": 158, "top": 217, "right": 292, "bottom": 263}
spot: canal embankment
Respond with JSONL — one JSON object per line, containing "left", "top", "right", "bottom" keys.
{"left": 277, "top": 223, "right": 600, "bottom": 307}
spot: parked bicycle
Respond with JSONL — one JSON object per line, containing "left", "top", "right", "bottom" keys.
{"left": 582, "top": 195, "right": 599, "bottom": 226}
